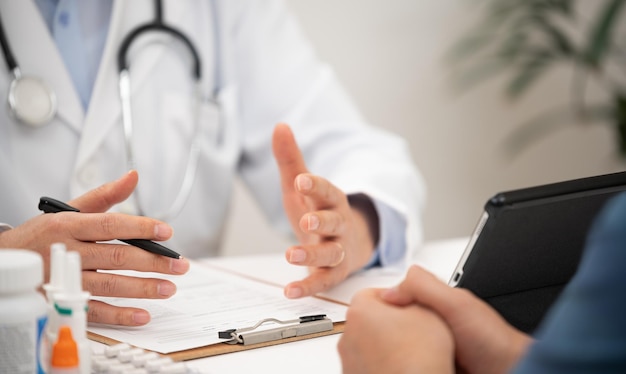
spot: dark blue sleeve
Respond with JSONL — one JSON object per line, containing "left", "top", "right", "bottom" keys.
{"left": 511, "top": 192, "right": 626, "bottom": 373}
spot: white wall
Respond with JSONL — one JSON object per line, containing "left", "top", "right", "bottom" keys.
{"left": 221, "top": 0, "right": 625, "bottom": 256}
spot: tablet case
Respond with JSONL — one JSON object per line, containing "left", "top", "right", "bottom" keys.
{"left": 450, "top": 171, "right": 626, "bottom": 333}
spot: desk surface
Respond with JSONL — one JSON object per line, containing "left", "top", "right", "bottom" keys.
{"left": 91, "top": 238, "right": 467, "bottom": 374}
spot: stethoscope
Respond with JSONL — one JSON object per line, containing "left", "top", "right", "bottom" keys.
{"left": 0, "top": 0, "right": 222, "bottom": 220}
{"left": 0, "top": 9, "right": 56, "bottom": 126}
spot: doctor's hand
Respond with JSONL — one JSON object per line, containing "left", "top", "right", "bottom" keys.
{"left": 381, "top": 265, "right": 533, "bottom": 374}
{"left": 272, "top": 123, "right": 379, "bottom": 298}
{"left": 337, "top": 287, "right": 455, "bottom": 374}
{"left": 0, "top": 170, "right": 190, "bottom": 326}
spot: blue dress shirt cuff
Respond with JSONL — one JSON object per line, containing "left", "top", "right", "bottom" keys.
{"left": 362, "top": 197, "right": 407, "bottom": 269}
{"left": 0, "top": 223, "right": 13, "bottom": 233}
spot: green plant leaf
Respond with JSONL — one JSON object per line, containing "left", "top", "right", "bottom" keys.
{"left": 530, "top": 0, "right": 576, "bottom": 15}
{"left": 449, "top": 59, "right": 509, "bottom": 94}
{"left": 488, "top": 0, "right": 528, "bottom": 20}
{"left": 446, "top": 0, "right": 524, "bottom": 65}
{"left": 584, "top": 0, "right": 626, "bottom": 68}
{"left": 448, "top": 1, "right": 626, "bottom": 161}
{"left": 506, "top": 50, "right": 555, "bottom": 98}
{"left": 532, "top": 15, "right": 574, "bottom": 55}
{"left": 497, "top": 30, "right": 529, "bottom": 61}
{"left": 445, "top": 33, "right": 496, "bottom": 66}
{"left": 547, "top": 0, "right": 575, "bottom": 15}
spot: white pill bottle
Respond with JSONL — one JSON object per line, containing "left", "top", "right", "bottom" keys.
{"left": 0, "top": 249, "right": 48, "bottom": 374}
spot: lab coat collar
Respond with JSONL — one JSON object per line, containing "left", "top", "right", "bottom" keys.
{"left": 0, "top": 0, "right": 84, "bottom": 133}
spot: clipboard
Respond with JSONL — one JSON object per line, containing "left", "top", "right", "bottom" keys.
{"left": 88, "top": 321, "right": 344, "bottom": 361}
{"left": 86, "top": 260, "right": 348, "bottom": 361}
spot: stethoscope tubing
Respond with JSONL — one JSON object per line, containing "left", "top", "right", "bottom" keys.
{"left": 117, "top": 21, "right": 201, "bottom": 80}
{"left": 0, "top": 10, "right": 16, "bottom": 71}
{"left": 116, "top": 0, "right": 211, "bottom": 220}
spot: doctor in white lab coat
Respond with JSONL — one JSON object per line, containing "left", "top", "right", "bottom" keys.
{"left": 0, "top": 0, "right": 425, "bottom": 326}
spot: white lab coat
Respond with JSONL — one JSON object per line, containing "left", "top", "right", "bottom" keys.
{"left": 0, "top": 0, "right": 425, "bottom": 260}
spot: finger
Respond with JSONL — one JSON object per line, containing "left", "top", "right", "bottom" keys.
{"left": 299, "top": 210, "right": 345, "bottom": 237}
{"left": 381, "top": 265, "right": 464, "bottom": 317}
{"left": 82, "top": 271, "right": 178, "bottom": 299}
{"left": 80, "top": 243, "right": 190, "bottom": 274}
{"left": 87, "top": 299, "right": 151, "bottom": 326}
{"left": 69, "top": 170, "right": 139, "bottom": 213}
{"left": 349, "top": 287, "right": 385, "bottom": 306}
{"left": 284, "top": 267, "right": 346, "bottom": 298}
{"left": 272, "top": 123, "right": 309, "bottom": 192}
{"left": 285, "top": 242, "right": 345, "bottom": 267}
{"left": 56, "top": 212, "right": 173, "bottom": 242}
{"left": 295, "top": 174, "right": 344, "bottom": 210}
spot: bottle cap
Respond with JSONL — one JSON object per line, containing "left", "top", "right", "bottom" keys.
{"left": 0, "top": 249, "right": 43, "bottom": 293}
{"left": 51, "top": 326, "right": 79, "bottom": 368}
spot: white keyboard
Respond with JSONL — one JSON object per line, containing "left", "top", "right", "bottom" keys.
{"left": 91, "top": 343, "right": 210, "bottom": 374}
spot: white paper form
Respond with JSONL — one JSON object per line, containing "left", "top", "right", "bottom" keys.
{"left": 87, "top": 261, "right": 347, "bottom": 354}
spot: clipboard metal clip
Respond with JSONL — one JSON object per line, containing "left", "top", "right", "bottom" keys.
{"left": 218, "top": 314, "right": 332, "bottom": 346}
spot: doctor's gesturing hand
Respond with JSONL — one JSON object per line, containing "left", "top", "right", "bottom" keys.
{"left": 0, "top": 170, "right": 190, "bottom": 326}
{"left": 272, "top": 123, "right": 379, "bottom": 298}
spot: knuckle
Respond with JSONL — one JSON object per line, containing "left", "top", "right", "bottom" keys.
{"left": 142, "top": 282, "right": 153, "bottom": 298}
{"left": 406, "top": 265, "right": 420, "bottom": 279}
{"left": 448, "top": 288, "right": 477, "bottom": 313}
{"left": 110, "top": 245, "right": 127, "bottom": 267}
{"left": 99, "top": 214, "right": 117, "bottom": 236}
{"left": 82, "top": 244, "right": 100, "bottom": 263}
{"left": 344, "top": 305, "right": 360, "bottom": 326}
{"left": 87, "top": 301, "right": 133, "bottom": 326}
{"left": 47, "top": 213, "right": 68, "bottom": 233}
{"left": 87, "top": 302, "right": 100, "bottom": 322}
{"left": 115, "top": 311, "right": 131, "bottom": 326}
{"left": 324, "top": 212, "right": 344, "bottom": 236}
{"left": 318, "top": 277, "right": 333, "bottom": 292}
{"left": 455, "top": 288, "right": 477, "bottom": 305}
{"left": 82, "top": 276, "right": 97, "bottom": 295}
{"left": 152, "top": 256, "right": 166, "bottom": 274}
{"left": 137, "top": 218, "right": 156, "bottom": 237}
{"left": 100, "top": 275, "right": 120, "bottom": 295}
{"left": 298, "top": 216, "right": 309, "bottom": 233}
{"left": 336, "top": 334, "right": 353, "bottom": 359}
{"left": 455, "top": 287, "right": 474, "bottom": 300}
{"left": 336, "top": 336, "right": 346, "bottom": 355}
{"left": 322, "top": 184, "right": 333, "bottom": 202}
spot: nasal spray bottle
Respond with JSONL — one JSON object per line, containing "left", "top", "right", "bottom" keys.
{"left": 43, "top": 243, "right": 67, "bottom": 357}
{"left": 44, "top": 244, "right": 91, "bottom": 374}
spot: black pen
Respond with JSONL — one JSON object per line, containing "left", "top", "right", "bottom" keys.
{"left": 38, "top": 196, "right": 182, "bottom": 259}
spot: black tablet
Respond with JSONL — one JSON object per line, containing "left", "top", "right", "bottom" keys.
{"left": 448, "top": 171, "right": 626, "bottom": 333}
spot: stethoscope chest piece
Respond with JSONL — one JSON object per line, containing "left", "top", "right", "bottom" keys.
{"left": 8, "top": 73, "right": 57, "bottom": 127}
